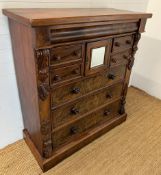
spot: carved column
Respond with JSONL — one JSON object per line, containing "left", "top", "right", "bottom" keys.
{"left": 35, "top": 49, "right": 52, "bottom": 158}
{"left": 128, "top": 33, "right": 141, "bottom": 70}
{"left": 119, "top": 33, "right": 141, "bottom": 115}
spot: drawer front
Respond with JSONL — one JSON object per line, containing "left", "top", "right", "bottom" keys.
{"left": 51, "top": 65, "right": 126, "bottom": 106}
{"left": 48, "top": 22, "right": 138, "bottom": 44}
{"left": 52, "top": 100, "right": 120, "bottom": 148}
{"left": 50, "top": 64, "right": 82, "bottom": 85}
{"left": 112, "top": 35, "right": 134, "bottom": 53}
{"left": 52, "top": 83, "right": 123, "bottom": 128}
{"left": 110, "top": 50, "right": 131, "bottom": 67}
{"left": 50, "top": 44, "right": 83, "bottom": 66}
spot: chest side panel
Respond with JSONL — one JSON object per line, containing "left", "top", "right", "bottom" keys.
{"left": 8, "top": 19, "right": 43, "bottom": 154}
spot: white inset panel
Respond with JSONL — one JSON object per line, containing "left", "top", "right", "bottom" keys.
{"left": 91, "top": 47, "right": 105, "bottom": 68}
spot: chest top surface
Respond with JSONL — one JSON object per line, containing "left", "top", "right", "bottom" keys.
{"left": 3, "top": 8, "right": 152, "bottom": 26}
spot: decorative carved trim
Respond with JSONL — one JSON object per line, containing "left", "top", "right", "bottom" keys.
{"left": 35, "top": 48, "right": 50, "bottom": 101}
{"left": 119, "top": 98, "right": 126, "bottom": 115}
{"left": 36, "top": 49, "right": 50, "bottom": 58}
{"left": 38, "top": 84, "right": 49, "bottom": 101}
{"left": 39, "top": 69, "right": 49, "bottom": 82}
{"left": 36, "top": 49, "right": 50, "bottom": 82}
{"left": 128, "top": 33, "right": 141, "bottom": 70}
{"left": 36, "top": 48, "right": 53, "bottom": 158}
{"left": 119, "top": 33, "right": 141, "bottom": 115}
{"left": 36, "top": 49, "right": 49, "bottom": 68}
{"left": 43, "top": 139, "right": 52, "bottom": 158}
{"left": 41, "top": 120, "right": 51, "bottom": 135}
{"left": 41, "top": 120, "right": 53, "bottom": 158}
{"left": 119, "top": 83, "right": 128, "bottom": 115}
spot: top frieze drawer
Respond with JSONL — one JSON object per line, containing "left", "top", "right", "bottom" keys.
{"left": 34, "top": 20, "right": 139, "bottom": 47}
{"left": 46, "top": 21, "right": 138, "bottom": 44}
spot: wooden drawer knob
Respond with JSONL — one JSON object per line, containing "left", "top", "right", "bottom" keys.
{"left": 114, "top": 42, "right": 120, "bottom": 47}
{"left": 108, "top": 73, "right": 116, "bottom": 80}
{"left": 72, "top": 87, "right": 80, "bottom": 94}
{"left": 111, "top": 58, "right": 117, "bottom": 63}
{"left": 70, "top": 126, "right": 78, "bottom": 134}
{"left": 126, "top": 40, "right": 132, "bottom": 45}
{"left": 53, "top": 75, "right": 61, "bottom": 81}
{"left": 106, "top": 93, "right": 112, "bottom": 99}
{"left": 54, "top": 55, "right": 61, "bottom": 61}
{"left": 71, "top": 107, "right": 79, "bottom": 115}
{"left": 104, "top": 110, "right": 111, "bottom": 116}
{"left": 72, "top": 69, "right": 79, "bottom": 74}
{"left": 73, "top": 50, "right": 81, "bottom": 57}
{"left": 123, "top": 55, "right": 128, "bottom": 60}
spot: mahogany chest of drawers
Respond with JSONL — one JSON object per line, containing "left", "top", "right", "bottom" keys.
{"left": 3, "top": 8, "right": 152, "bottom": 172}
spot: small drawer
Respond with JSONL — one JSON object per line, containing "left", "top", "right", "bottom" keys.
{"left": 108, "top": 65, "right": 126, "bottom": 82}
{"left": 112, "top": 35, "right": 134, "bottom": 53}
{"left": 51, "top": 65, "right": 126, "bottom": 106}
{"left": 110, "top": 50, "right": 131, "bottom": 67}
{"left": 50, "top": 44, "right": 83, "bottom": 66}
{"left": 52, "top": 83, "right": 123, "bottom": 128}
{"left": 51, "top": 100, "right": 121, "bottom": 148}
{"left": 50, "top": 64, "right": 82, "bottom": 85}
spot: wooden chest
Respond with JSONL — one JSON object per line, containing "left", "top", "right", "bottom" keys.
{"left": 3, "top": 8, "right": 152, "bottom": 172}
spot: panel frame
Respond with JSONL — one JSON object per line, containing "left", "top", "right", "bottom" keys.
{"left": 85, "top": 39, "right": 112, "bottom": 76}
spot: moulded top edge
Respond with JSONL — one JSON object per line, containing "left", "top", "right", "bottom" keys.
{"left": 2, "top": 8, "right": 152, "bottom": 27}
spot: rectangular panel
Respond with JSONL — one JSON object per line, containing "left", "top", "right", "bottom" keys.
{"left": 85, "top": 39, "right": 112, "bottom": 75}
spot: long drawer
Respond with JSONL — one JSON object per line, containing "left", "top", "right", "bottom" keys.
{"left": 52, "top": 100, "right": 121, "bottom": 149}
{"left": 51, "top": 65, "right": 126, "bottom": 107}
{"left": 52, "top": 83, "right": 123, "bottom": 128}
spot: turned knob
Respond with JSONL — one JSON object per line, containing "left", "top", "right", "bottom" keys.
{"left": 72, "top": 87, "right": 80, "bottom": 94}
{"left": 72, "top": 69, "right": 79, "bottom": 74}
{"left": 53, "top": 75, "right": 61, "bottom": 81}
{"left": 114, "top": 42, "right": 120, "bottom": 47}
{"left": 70, "top": 126, "right": 78, "bottom": 134}
{"left": 111, "top": 58, "right": 117, "bottom": 63}
{"left": 123, "top": 55, "right": 128, "bottom": 60}
{"left": 71, "top": 107, "right": 79, "bottom": 115}
{"left": 104, "top": 110, "right": 111, "bottom": 116}
{"left": 126, "top": 40, "right": 131, "bottom": 45}
{"left": 73, "top": 51, "right": 81, "bottom": 57}
{"left": 106, "top": 93, "right": 112, "bottom": 99}
{"left": 54, "top": 55, "right": 61, "bottom": 61}
{"left": 108, "top": 73, "right": 116, "bottom": 80}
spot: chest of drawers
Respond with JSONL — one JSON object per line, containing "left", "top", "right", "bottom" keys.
{"left": 3, "top": 8, "right": 152, "bottom": 172}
